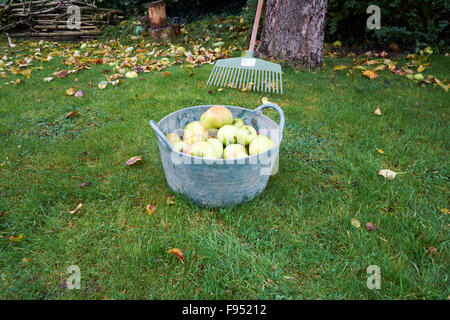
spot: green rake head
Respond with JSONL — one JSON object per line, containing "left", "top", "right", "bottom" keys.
{"left": 207, "top": 53, "right": 283, "bottom": 94}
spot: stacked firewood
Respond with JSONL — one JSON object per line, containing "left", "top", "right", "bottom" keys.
{"left": 0, "top": 0, "right": 123, "bottom": 40}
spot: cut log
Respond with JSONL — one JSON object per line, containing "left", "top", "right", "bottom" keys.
{"left": 147, "top": 25, "right": 175, "bottom": 42}
{"left": 147, "top": 0, "right": 167, "bottom": 29}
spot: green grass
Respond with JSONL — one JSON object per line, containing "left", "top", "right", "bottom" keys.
{"left": 0, "top": 39, "right": 449, "bottom": 299}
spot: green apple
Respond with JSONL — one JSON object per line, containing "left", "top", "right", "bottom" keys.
{"left": 207, "top": 138, "right": 223, "bottom": 158}
{"left": 183, "top": 121, "right": 208, "bottom": 145}
{"left": 249, "top": 135, "right": 275, "bottom": 155}
{"left": 200, "top": 105, "right": 233, "bottom": 129}
{"left": 217, "top": 124, "right": 239, "bottom": 146}
{"left": 236, "top": 125, "right": 257, "bottom": 146}
{"left": 232, "top": 118, "right": 244, "bottom": 128}
{"left": 172, "top": 141, "right": 188, "bottom": 153}
{"left": 184, "top": 141, "right": 220, "bottom": 159}
{"left": 333, "top": 40, "right": 342, "bottom": 49}
{"left": 413, "top": 73, "right": 424, "bottom": 81}
{"left": 223, "top": 144, "right": 248, "bottom": 159}
{"left": 166, "top": 132, "right": 181, "bottom": 144}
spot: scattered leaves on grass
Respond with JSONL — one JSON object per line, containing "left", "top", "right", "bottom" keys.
{"left": 125, "top": 156, "right": 142, "bottom": 166}
{"left": 69, "top": 203, "right": 83, "bottom": 214}
{"left": 374, "top": 107, "right": 382, "bottom": 115}
{"left": 378, "top": 169, "right": 406, "bottom": 180}
{"left": 9, "top": 234, "right": 23, "bottom": 242}
{"left": 146, "top": 204, "right": 155, "bottom": 216}
{"left": 333, "top": 65, "right": 347, "bottom": 71}
{"left": 65, "top": 110, "right": 79, "bottom": 119}
{"left": 166, "top": 195, "right": 175, "bottom": 206}
{"left": 167, "top": 248, "right": 184, "bottom": 264}
{"left": 351, "top": 218, "right": 361, "bottom": 229}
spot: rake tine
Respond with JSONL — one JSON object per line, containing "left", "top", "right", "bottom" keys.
{"left": 279, "top": 71, "right": 283, "bottom": 94}
{"left": 206, "top": 65, "right": 217, "bottom": 86}
{"left": 219, "top": 67, "right": 229, "bottom": 88}
{"left": 276, "top": 72, "right": 279, "bottom": 93}
{"left": 236, "top": 68, "right": 244, "bottom": 89}
{"left": 223, "top": 67, "right": 232, "bottom": 88}
{"left": 245, "top": 68, "right": 251, "bottom": 90}
{"left": 251, "top": 70, "right": 256, "bottom": 91}
{"left": 212, "top": 66, "right": 223, "bottom": 87}
{"left": 258, "top": 69, "right": 262, "bottom": 92}
{"left": 269, "top": 71, "right": 273, "bottom": 93}
{"left": 272, "top": 72, "right": 275, "bottom": 93}
{"left": 264, "top": 70, "right": 268, "bottom": 92}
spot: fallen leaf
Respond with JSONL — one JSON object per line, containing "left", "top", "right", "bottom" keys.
{"left": 440, "top": 208, "right": 450, "bottom": 214}
{"left": 374, "top": 107, "right": 382, "bottom": 115}
{"left": 417, "top": 65, "right": 425, "bottom": 73}
{"left": 44, "top": 77, "right": 53, "bottom": 82}
{"left": 146, "top": 204, "right": 155, "bottom": 216}
{"left": 366, "top": 222, "right": 376, "bottom": 231}
{"left": 74, "top": 90, "right": 85, "bottom": 98}
{"left": 217, "top": 88, "right": 224, "bottom": 92}
{"left": 65, "top": 87, "right": 76, "bottom": 96}
{"left": 376, "top": 148, "right": 385, "bottom": 154}
{"left": 166, "top": 195, "right": 175, "bottom": 206}
{"left": 69, "top": 203, "right": 83, "bottom": 214}
{"left": 261, "top": 97, "right": 270, "bottom": 104}
{"left": 65, "top": 110, "right": 79, "bottom": 119}
{"left": 167, "top": 248, "right": 184, "bottom": 264}
{"left": 98, "top": 81, "right": 107, "bottom": 90}
{"left": 378, "top": 169, "right": 406, "bottom": 180}
{"left": 161, "top": 71, "right": 171, "bottom": 77}
{"left": 21, "top": 257, "right": 29, "bottom": 268}
{"left": 427, "top": 247, "right": 438, "bottom": 256}
{"left": 125, "top": 156, "right": 142, "bottom": 166}
{"left": 78, "top": 182, "right": 91, "bottom": 188}
{"left": 363, "top": 69, "right": 378, "bottom": 79}
{"left": 351, "top": 218, "right": 361, "bottom": 229}
{"left": 333, "top": 65, "right": 347, "bottom": 71}
{"left": 9, "top": 234, "right": 23, "bottom": 242}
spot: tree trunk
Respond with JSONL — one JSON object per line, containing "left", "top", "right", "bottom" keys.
{"left": 256, "top": 0, "right": 328, "bottom": 69}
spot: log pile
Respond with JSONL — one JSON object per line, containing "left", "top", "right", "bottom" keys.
{"left": 0, "top": 0, "right": 123, "bottom": 40}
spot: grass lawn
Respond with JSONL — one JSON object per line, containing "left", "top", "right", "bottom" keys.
{"left": 0, "top": 36, "right": 449, "bottom": 299}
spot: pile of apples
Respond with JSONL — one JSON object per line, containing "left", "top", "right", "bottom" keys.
{"left": 165, "top": 106, "right": 275, "bottom": 159}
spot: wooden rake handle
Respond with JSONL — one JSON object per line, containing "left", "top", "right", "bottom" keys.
{"left": 249, "top": 0, "right": 264, "bottom": 52}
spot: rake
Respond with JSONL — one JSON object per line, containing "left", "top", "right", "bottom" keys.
{"left": 206, "top": 0, "right": 282, "bottom": 94}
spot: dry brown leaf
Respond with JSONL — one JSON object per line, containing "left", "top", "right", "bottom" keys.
{"left": 65, "top": 110, "right": 79, "bottom": 119}
{"left": 166, "top": 195, "right": 175, "bottom": 206}
{"left": 125, "top": 156, "right": 143, "bottom": 166}
{"left": 376, "top": 148, "right": 384, "bottom": 154}
{"left": 374, "top": 107, "right": 382, "bottom": 115}
{"left": 167, "top": 248, "right": 184, "bottom": 264}
{"left": 363, "top": 69, "right": 378, "bottom": 79}
{"left": 333, "top": 65, "right": 347, "bottom": 71}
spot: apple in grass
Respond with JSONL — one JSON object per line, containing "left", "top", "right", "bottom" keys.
{"left": 217, "top": 125, "right": 239, "bottom": 146}
{"left": 223, "top": 144, "right": 248, "bottom": 159}
{"left": 207, "top": 138, "right": 223, "bottom": 157}
{"left": 200, "top": 106, "right": 233, "bottom": 129}
{"left": 183, "top": 121, "right": 208, "bottom": 145}
{"left": 249, "top": 135, "right": 275, "bottom": 155}
{"left": 184, "top": 141, "right": 220, "bottom": 159}
{"left": 236, "top": 125, "right": 257, "bottom": 146}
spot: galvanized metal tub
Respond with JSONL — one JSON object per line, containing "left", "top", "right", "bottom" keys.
{"left": 150, "top": 103, "right": 284, "bottom": 207}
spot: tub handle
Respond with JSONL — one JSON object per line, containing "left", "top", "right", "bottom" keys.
{"left": 254, "top": 103, "right": 285, "bottom": 133}
{"left": 150, "top": 120, "right": 175, "bottom": 151}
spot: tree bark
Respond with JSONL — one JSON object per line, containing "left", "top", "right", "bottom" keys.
{"left": 256, "top": 0, "right": 328, "bottom": 69}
